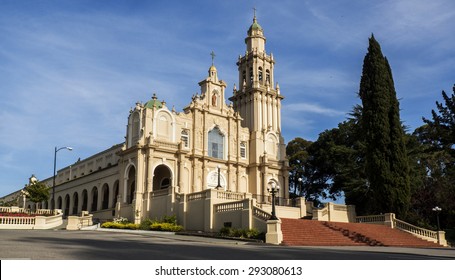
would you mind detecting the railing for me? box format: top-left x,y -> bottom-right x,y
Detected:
394,218 -> 438,241
0,216 -> 35,225
0,212 -> 63,229
151,188 -> 170,198
253,206 -> 271,221
217,191 -> 245,201
187,191 -> 206,202
214,201 -> 244,213
356,215 -> 385,224
252,195 -> 299,207
0,207 -> 61,216
356,213 -> 446,246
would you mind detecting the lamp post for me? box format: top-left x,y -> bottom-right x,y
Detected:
216,165 -> 222,189
432,206 -> 442,244
52,146 -> 73,210
267,181 -> 280,220
432,206 -> 442,231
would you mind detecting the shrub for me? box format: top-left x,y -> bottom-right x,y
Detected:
150,222 -> 183,232
139,218 -> 154,230
101,221 -> 138,230
218,227 -> 264,240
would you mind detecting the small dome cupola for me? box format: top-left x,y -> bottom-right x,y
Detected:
144,93 -> 163,109
248,13 -> 263,36
245,10 -> 266,53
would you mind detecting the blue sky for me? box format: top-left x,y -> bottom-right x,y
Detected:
1,0 -> 454,197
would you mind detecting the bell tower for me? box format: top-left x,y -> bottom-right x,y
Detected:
229,12 -> 288,199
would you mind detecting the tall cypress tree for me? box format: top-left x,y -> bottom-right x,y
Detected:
359,35 -> 410,217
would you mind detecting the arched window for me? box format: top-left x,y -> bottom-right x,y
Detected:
181,130 -> 189,148
212,92 -> 217,106
258,67 -> 263,82
266,69 -> 270,84
249,67 -> 253,84
91,187 -> 98,212
240,142 -> 247,159
208,127 -> 224,159
242,70 -> 246,83
131,112 -> 140,145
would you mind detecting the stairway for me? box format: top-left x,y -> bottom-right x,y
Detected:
281,218 -> 365,246
324,221 -> 443,247
281,218 -> 443,247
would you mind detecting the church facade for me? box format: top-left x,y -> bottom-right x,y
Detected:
26,15 -> 291,229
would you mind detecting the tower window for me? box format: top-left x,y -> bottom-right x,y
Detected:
258,67 -> 263,82
181,130 -> 189,148
266,69 -> 270,84
249,67 -> 253,84
242,71 -> 246,83
208,127 -> 224,159
240,142 -> 247,159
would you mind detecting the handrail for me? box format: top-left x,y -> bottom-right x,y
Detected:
394,218 -> 438,240
356,215 -> 385,224
253,206 -> 271,221
214,201 -> 244,213
356,213 -> 444,245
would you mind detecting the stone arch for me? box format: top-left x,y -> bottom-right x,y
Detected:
131,111 -> 141,146
101,183 -> 110,210
72,192 -> 79,215
207,125 -> 226,159
265,132 -> 279,158
64,194 -> 70,216
207,169 -> 227,190
154,109 -> 175,142
112,180 -> 119,208
153,164 -> 173,191
266,177 -> 281,203
91,186 -> 98,212
126,165 -> 136,204
239,175 -> 248,193
211,90 -> 219,107
81,189 -> 88,211
57,196 -> 63,210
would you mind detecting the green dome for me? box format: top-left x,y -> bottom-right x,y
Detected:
144,94 -> 163,109
248,17 -> 263,33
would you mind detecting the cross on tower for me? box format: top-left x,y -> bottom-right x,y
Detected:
210,51 -> 216,65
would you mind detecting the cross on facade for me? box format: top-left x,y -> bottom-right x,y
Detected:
210,51 -> 216,65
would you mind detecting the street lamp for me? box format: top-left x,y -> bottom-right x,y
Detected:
52,146 -> 73,210
216,165 -> 222,190
432,206 -> 442,244
297,177 -> 303,194
267,181 -> 280,220
432,206 -> 442,231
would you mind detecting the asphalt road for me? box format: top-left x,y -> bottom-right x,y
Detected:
0,229 -> 454,260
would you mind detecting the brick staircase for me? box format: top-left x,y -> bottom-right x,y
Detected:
281,219 -> 365,246
281,218 -> 442,247
324,221 -> 443,247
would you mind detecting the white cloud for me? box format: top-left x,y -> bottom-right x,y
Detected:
283,102 -> 345,117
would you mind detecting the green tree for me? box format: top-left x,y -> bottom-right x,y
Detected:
413,86 -> 455,229
307,107 -> 370,213
422,85 -> 455,158
286,137 -> 312,197
25,180 -> 50,206
358,35 -> 410,217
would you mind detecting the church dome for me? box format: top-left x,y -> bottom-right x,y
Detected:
248,16 -> 263,34
144,93 -> 163,109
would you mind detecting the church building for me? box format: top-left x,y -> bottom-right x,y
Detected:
26,14 -> 292,231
